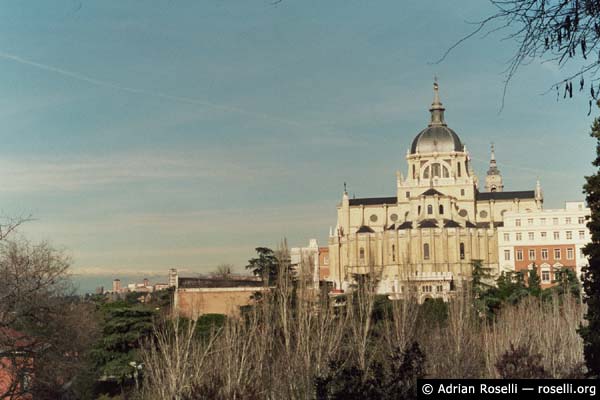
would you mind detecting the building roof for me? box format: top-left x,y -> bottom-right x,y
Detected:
465,221 -> 477,228
386,224 -> 396,230
411,125 -> 464,154
348,196 -> 397,206
476,190 -> 535,201
410,81 -> 464,154
178,277 -> 264,289
421,188 -> 445,197
419,219 -> 439,228
356,225 -> 375,234
397,221 -> 413,230
443,219 -> 461,228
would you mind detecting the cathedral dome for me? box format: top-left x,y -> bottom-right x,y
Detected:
410,125 -> 463,154
410,81 -> 464,154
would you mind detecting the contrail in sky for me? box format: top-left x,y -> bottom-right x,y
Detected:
0,50 -> 307,128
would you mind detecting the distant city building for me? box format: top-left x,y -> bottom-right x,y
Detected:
498,201 -> 590,287
154,283 -> 170,291
112,279 -> 121,293
290,239 -> 331,288
95,286 -> 104,295
169,268 -> 178,287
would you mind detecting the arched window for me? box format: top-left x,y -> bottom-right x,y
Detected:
442,166 -> 450,178
427,205 -> 433,215
391,244 -> 396,262
412,165 -> 416,179
431,163 -> 441,177
459,242 -> 465,260
457,162 -> 462,177
423,166 -> 430,179
423,243 -> 430,260
439,205 -> 444,214
418,206 -> 421,215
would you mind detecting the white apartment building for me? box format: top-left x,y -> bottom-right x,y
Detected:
498,201 -> 590,285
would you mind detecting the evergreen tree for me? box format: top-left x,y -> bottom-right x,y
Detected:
527,264 -> 542,297
91,302 -> 155,389
246,247 -> 279,285
581,116 -> 600,377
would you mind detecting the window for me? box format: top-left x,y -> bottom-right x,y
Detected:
566,231 -> 572,240
553,217 -> 559,225
427,205 -> 433,215
370,214 -> 378,222
565,217 -> 571,224
541,231 -> 547,239
480,210 -> 488,218
541,249 -> 548,260
541,218 -> 546,225
503,233 -> 510,241
515,219 -> 521,227
439,205 -> 444,214
554,248 -> 561,259
579,216 -> 585,224
516,233 -> 522,241
461,189 -> 465,196
422,285 -> 432,293
528,232 -> 534,240
579,230 -> 586,239
436,285 -> 443,292
567,248 -> 574,260
391,244 -> 396,262
542,270 -> 551,283
504,250 -> 511,261
412,165 -> 416,179
458,163 -> 462,177
529,249 -> 536,260
516,249 -> 523,261
553,231 -> 560,240
460,242 -> 465,260
323,256 -> 329,265
431,163 -> 441,178
528,218 -> 534,225
423,243 -> 430,260
390,213 -> 398,222
406,191 -> 410,198
359,248 -> 365,260
418,206 -> 422,215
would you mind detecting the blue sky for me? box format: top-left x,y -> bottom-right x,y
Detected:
0,0 -> 595,278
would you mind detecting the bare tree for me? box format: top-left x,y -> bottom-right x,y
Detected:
439,0 -> 600,112
214,263 -> 234,280
0,239 -> 98,399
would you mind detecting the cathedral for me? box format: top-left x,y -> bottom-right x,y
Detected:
327,81 -> 543,301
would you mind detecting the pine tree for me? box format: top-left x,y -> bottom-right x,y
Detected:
527,264 -> 542,297
581,117 -> 600,377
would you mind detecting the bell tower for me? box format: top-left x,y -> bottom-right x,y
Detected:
484,143 -> 504,192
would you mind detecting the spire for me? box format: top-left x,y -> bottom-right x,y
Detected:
429,77 -> 446,126
487,142 -> 500,175
535,178 -> 543,200
485,143 -> 504,192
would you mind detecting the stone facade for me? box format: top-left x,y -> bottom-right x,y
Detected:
327,82 -> 543,301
